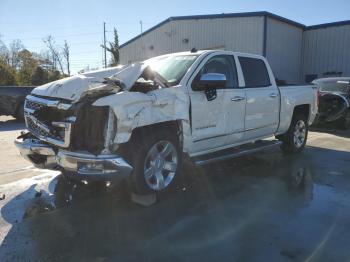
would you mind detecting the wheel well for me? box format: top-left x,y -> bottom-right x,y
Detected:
293,104 -> 310,121
130,121 -> 182,144
117,121 -> 183,160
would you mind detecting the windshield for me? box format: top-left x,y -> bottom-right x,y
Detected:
147,55 -> 198,86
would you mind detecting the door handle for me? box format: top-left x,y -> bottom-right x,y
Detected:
269,93 -> 278,98
231,96 -> 245,102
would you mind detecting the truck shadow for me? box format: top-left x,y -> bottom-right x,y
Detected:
1,146 -> 350,261
310,126 -> 350,139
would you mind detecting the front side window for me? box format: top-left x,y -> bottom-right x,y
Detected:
192,55 -> 238,90
239,57 -> 271,88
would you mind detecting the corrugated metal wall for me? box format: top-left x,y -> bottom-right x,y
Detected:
119,16 -> 265,64
302,25 -> 350,81
265,18 -> 303,84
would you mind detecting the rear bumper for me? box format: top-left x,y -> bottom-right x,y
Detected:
14,136 -> 133,182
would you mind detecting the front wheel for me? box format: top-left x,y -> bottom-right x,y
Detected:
279,114 -> 309,154
127,129 -> 182,194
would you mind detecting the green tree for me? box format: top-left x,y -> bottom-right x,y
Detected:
31,66 -> 48,85
48,69 -> 61,82
101,28 -> 120,66
17,49 -> 38,85
0,62 -> 18,85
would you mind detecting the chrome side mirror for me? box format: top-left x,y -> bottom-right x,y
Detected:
194,73 -> 227,101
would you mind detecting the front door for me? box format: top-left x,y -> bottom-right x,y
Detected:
188,54 -> 246,155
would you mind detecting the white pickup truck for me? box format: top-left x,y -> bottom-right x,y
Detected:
15,50 -> 318,194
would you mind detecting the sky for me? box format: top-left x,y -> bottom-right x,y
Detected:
1,0 -> 349,73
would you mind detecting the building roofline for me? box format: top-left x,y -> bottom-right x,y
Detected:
305,20 -> 350,30
119,11 -> 349,48
120,11 -> 306,48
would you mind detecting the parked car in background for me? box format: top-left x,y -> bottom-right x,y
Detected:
312,77 -> 350,129
15,50 -> 318,194
0,86 -> 35,120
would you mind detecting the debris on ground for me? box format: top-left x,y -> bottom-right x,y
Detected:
23,199 -> 55,219
0,194 -> 5,200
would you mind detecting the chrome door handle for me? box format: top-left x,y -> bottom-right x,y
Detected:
231,96 -> 245,102
269,93 -> 278,98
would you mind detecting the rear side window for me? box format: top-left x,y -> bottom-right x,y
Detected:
239,57 -> 271,88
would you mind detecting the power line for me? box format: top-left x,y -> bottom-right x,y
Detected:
5,32 -> 102,41
1,24 -> 102,34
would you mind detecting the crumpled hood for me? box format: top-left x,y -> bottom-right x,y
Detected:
31,63 -> 147,102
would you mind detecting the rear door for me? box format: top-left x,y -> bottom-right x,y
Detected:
238,56 -> 279,140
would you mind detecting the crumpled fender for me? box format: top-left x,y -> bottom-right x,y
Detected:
92,87 -> 190,144
319,92 -> 349,122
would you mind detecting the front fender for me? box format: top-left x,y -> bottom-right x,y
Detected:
93,88 -> 190,144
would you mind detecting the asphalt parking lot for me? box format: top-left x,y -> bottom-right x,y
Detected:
0,116 -> 350,261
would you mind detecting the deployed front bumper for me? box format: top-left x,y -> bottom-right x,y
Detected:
14,137 -> 133,182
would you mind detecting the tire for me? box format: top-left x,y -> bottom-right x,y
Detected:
125,128 -> 182,195
279,114 -> 309,154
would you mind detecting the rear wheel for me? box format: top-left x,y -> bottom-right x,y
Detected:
279,114 -> 309,154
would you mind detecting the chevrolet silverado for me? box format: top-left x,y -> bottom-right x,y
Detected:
15,50 -> 318,194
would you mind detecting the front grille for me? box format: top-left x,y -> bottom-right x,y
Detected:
25,100 -> 45,111
24,95 -> 73,148
26,116 -> 50,138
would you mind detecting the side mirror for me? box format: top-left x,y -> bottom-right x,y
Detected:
193,73 -> 227,101
196,73 -> 227,90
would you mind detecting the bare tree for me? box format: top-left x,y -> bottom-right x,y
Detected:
62,40 -> 70,76
9,39 -> 24,69
0,37 -> 10,64
43,35 -> 65,74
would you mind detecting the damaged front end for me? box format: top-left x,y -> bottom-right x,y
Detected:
15,56 -> 194,182
15,93 -> 133,181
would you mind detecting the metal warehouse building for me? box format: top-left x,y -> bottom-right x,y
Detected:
119,11 -> 350,84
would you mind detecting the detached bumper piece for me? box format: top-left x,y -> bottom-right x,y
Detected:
14,136 -> 133,182
14,138 -> 57,169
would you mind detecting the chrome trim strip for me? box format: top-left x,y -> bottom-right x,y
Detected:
26,95 -> 72,110
25,114 -> 72,148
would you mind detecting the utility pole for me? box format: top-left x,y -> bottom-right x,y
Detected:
103,22 -> 107,68
101,38 -> 104,68
140,20 -> 143,56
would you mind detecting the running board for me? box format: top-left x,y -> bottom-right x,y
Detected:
192,140 -> 282,166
